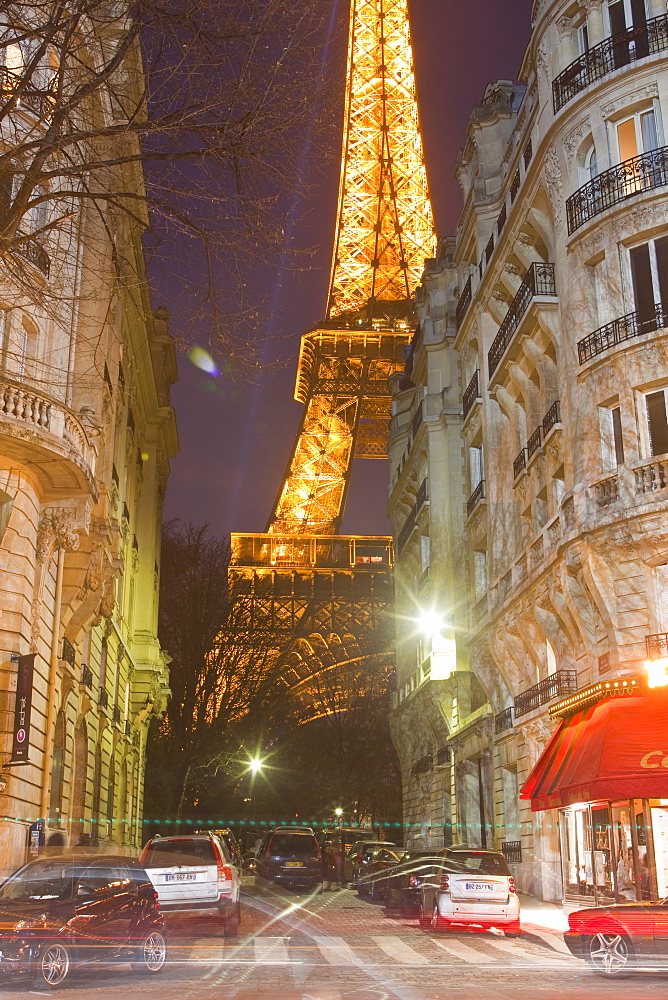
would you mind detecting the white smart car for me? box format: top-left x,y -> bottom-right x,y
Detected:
419,848 -> 520,935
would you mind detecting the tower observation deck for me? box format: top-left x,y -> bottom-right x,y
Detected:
230,0 -> 435,720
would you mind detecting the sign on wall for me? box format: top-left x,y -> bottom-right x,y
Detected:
10,654 -> 35,764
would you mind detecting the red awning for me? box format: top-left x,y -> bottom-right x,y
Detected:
520,687 -> 668,811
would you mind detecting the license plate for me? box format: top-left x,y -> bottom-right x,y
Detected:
285,861 -> 304,868
465,882 -> 495,891
165,872 -> 197,882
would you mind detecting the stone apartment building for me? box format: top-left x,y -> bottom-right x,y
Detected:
0,23 -> 177,870
390,0 -> 668,905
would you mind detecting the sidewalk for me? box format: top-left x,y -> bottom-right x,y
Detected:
518,892 -> 569,933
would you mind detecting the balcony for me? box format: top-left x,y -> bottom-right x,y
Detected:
463,369 -> 481,420
397,479 -> 428,555
542,399 -> 561,438
514,669 -> 578,719
112,706 -> 122,726
488,263 -> 557,378
467,479 -> 485,517
411,401 -> 423,440
61,637 -> 76,668
527,425 -> 543,461
12,236 -> 51,278
553,15 -> 668,113
98,688 -> 109,710
578,303 -> 667,364
634,454 -> 668,494
647,633 -> 668,659
594,474 -> 619,508
495,706 -> 514,734
411,754 -> 433,777
231,532 -> 394,570
81,663 -> 93,689
513,448 -> 527,480
0,378 -> 96,499
0,66 -> 55,119
456,275 -> 473,331
567,146 -> 668,235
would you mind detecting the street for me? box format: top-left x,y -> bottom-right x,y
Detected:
2,880 -> 666,1000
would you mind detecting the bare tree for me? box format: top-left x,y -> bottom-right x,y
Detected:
146,521 -> 291,823
0,1 -> 331,380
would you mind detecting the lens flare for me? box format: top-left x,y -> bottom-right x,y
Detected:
189,346 -> 219,376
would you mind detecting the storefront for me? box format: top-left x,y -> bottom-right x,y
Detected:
521,679 -> 668,907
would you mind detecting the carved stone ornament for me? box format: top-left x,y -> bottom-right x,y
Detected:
564,118 -> 592,167
518,477 -> 528,501
36,507 -> 80,563
601,84 -> 659,120
504,261 -> 522,276
517,232 -> 536,247
556,16 -> 573,39
547,438 -> 561,463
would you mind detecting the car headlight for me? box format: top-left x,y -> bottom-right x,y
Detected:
14,915 -> 49,931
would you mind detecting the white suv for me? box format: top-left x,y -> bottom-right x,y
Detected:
140,834 -> 241,934
419,849 -> 520,935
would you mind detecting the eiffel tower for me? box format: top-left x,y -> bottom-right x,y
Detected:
230,0 -> 435,720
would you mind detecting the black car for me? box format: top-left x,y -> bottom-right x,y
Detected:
255,830 -> 324,890
380,853 -> 450,913
0,854 -> 166,988
565,898 -> 668,975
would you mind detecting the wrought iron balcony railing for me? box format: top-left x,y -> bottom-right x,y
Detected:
412,401 -> 423,439
398,479 -> 428,553
13,236 -> 51,277
553,15 -> 668,113
0,66 -> 55,119
81,664 -> 93,689
436,747 -> 451,766
527,425 -> 543,460
467,479 -> 485,517
646,633 -> 668,659
502,841 -> 522,864
61,637 -> 75,667
513,448 -> 527,480
578,303 -> 668,363
112,706 -> 122,726
514,669 -> 578,718
98,688 -> 109,709
488,263 -> 556,377
456,274 -> 473,330
416,477 -> 428,514
412,754 -> 433,776
495,707 -> 514,734
567,145 -> 668,235
542,399 -> 561,437
463,369 -> 481,419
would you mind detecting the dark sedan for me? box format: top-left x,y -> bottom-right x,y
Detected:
381,853 -> 450,914
0,855 -> 166,988
564,898 -> 668,975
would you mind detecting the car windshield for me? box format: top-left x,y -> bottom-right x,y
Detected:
0,863 -> 84,901
449,852 -> 512,875
269,834 -> 317,856
143,839 -> 217,867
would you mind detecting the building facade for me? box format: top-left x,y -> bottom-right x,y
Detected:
390,0 -> 668,904
0,27 -> 177,871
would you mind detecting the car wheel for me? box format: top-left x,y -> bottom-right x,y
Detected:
223,900 -> 240,937
431,903 -> 445,932
504,920 -> 521,937
34,943 -> 71,988
586,932 -> 633,976
131,930 -> 167,974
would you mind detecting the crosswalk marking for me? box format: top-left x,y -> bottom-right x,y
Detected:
484,936 -> 567,965
314,935 -> 362,967
371,935 -> 430,966
525,928 -> 573,955
431,937 -> 498,964
253,936 -> 291,964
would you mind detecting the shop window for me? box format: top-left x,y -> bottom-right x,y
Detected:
645,387 -> 668,456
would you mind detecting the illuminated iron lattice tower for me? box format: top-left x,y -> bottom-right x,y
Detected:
230,0 -> 435,718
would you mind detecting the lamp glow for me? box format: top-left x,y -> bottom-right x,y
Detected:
249,757 -> 264,774
335,807 -> 343,817
645,657 -> 668,689
417,609 -> 444,636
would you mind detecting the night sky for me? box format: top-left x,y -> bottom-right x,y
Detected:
163,0 -> 533,537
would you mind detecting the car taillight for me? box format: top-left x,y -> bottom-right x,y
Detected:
440,874 -> 450,891
217,859 -> 232,882
356,854 -> 363,864
408,874 -> 419,888
509,876 -> 515,894
153,891 -> 160,909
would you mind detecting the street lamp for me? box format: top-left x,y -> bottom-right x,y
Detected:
247,756 -> 265,822
249,757 -> 264,774
415,607 -> 456,681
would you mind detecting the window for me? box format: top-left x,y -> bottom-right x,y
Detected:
474,550 -> 487,599
2,43 -> 24,81
617,108 -> 659,165
607,1 -> 649,62
469,444 -> 484,489
577,21 -> 590,55
630,236 -> 668,328
645,388 -> 668,456
420,534 -> 430,573
600,405 -> 625,469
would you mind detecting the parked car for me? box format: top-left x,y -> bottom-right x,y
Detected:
200,828 -> 242,867
419,849 -> 520,935
322,827 -> 374,855
381,853 -> 450,913
346,841 -> 399,885
355,847 -> 403,897
140,833 -> 241,935
564,899 -> 668,975
255,829 -> 323,890
0,854 -> 165,988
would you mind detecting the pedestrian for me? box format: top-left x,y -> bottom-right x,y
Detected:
325,842 -> 343,891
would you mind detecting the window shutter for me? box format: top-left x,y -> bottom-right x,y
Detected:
630,243 -> 655,323
646,391 -> 668,457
